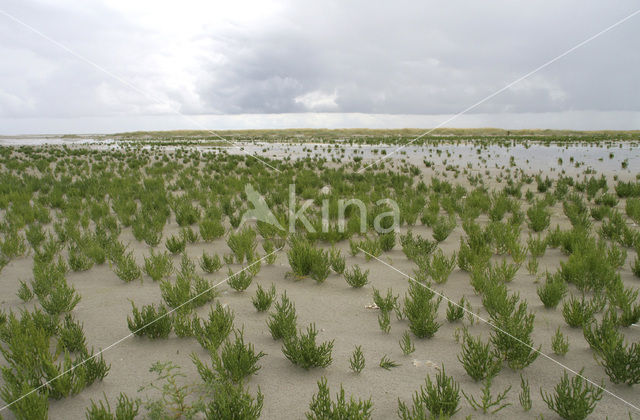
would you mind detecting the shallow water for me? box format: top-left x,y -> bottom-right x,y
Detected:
0,137 -> 104,146
1,137 -> 638,176
234,141 -> 640,176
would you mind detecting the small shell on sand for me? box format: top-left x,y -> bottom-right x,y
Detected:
365,303 -> 379,309
412,359 -> 438,369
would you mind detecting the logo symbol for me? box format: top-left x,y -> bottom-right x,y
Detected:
240,184 -> 284,230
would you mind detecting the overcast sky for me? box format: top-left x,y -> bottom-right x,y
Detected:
1,0 -> 639,134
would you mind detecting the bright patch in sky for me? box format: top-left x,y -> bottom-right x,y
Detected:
0,0 -> 639,133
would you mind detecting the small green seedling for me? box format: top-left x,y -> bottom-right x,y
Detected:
551,327 -> 569,356
252,284 -> 276,312
399,331 -> 415,355
379,354 -> 399,370
350,345 -> 365,373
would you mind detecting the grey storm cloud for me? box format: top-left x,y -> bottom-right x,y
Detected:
0,0 -> 639,132
197,1 -> 640,115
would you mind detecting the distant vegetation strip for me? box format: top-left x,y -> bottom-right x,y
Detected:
103,128 -> 640,147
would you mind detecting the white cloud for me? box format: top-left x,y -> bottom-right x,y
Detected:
294,90 -> 338,111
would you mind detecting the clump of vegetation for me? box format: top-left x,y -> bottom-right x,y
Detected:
192,347 -> 266,419
631,255 -> 640,278
310,250 -> 331,283
165,234 -> 186,254
223,254 -> 234,265
509,240 -> 528,264
252,283 -> 276,312
173,311 -> 196,338
599,339 -> 640,386
397,365 -> 460,419
528,234 -> 547,258
85,393 -> 140,420
446,297 -> 466,322
1,229 -> 27,259
399,331 -> 415,355
114,251 -> 141,283
357,236 -> 382,261
306,377 -> 373,419
17,280 -> 33,302
180,228 -> 198,244
404,281 -> 442,338
537,272 -> 567,308
585,316 -> 640,385
193,328 -> 266,383
25,223 -> 46,250
551,327 -> 569,356
462,377 -> 511,415
199,251 -> 222,273
562,295 -> 596,328
160,255 -> 216,310
458,331 -> 502,381
192,302 -> 234,350
377,310 -> 391,333
519,375 -> 532,412
526,256 -> 539,275
59,314 -> 87,353
227,267 -> 254,292
287,236 -> 330,280
349,238 -> 360,257
591,205 -> 610,221
40,279 -> 82,316
0,376 -> 50,419
541,369 -> 603,420
227,227 -> 257,264
486,258 -> 519,283
246,256 -> 262,277
595,192 -> 619,208
199,218 -> 225,242
262,240 -> 278,264
432,215 -> 456,242
68,245 -> 94,272
203,379 -> 264,419
282,323 -> 334,369
267,292 -> 297,340
488,220 -> 521,255
582,311 -> 620,355
489,294 -> 539,369
428,249 -> 457,284
457,236 -> 492,272
372,287 -> 398,312
400,231 -> 437,261
33,236 -> 60,265
143,250 -> 174,281
127,302 -> 173,339
349,345 -> 365,373
329,247 -> 346,274
378,231 -> 396,252
138,361 -> 203,419
527,202 -> 551,232
344,265 -> 370,288
174,201 -> 201,227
